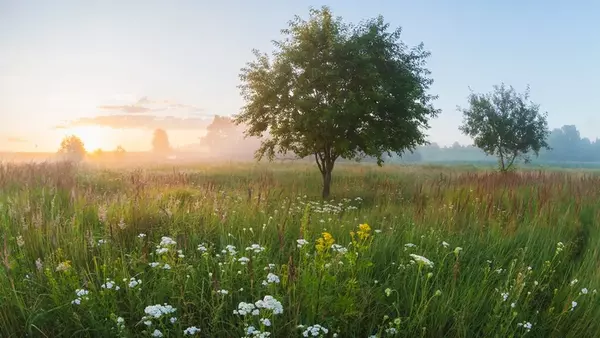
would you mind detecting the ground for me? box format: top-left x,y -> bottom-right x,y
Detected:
0,162 -> 599,337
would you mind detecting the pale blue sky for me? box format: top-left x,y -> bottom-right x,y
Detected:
1,0 -> 599,151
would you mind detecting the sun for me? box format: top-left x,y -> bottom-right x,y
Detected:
64,126 -> 112,152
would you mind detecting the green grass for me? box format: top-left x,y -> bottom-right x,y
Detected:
1,161 -> 600,337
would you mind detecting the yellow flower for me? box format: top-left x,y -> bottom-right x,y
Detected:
357,223 -> 371,240
316,232 -> 335,254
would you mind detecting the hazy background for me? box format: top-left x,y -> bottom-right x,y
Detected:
1,0 -> 599,154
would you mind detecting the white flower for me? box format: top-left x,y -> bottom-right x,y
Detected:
152,329 -> 163,337
238,257 -> 250,265
217,289 -> 229,295
155,247 -> 169,255
127,278 -> 142,288
404,243 -> 417,248
302,324 -> 328,337
264,273 -> 280,284
35,258 -> 43,271
501,292 -> 509,302
511,302 -> 516,308
159,236 -> 177,246
331,244 -> 348,254
144,304 -> 177,319
117,317 -> 124,324
149,262 -> 160,268
375,229 -> 382,233
98,239 -> 108,245
138,233 -> 147,238
581,288 -> 589,295
144,320 -> 152,326
570,279 -> 578,286
409,254 -> 434,268
441,241 -> 450,248
260,318 -> 271,326
197,243 -> 208,252
255,295 -> 283,315
234,302 -> 257,316
246,244 -> 266,253
163,264 -> 171,270
71,298 -> 81,305
183,326 -> 201,335
170,317 -> 177,323
571,301 -> 578,310
225,245 -> 237,255
385,288 -> 392,297
75,289 -> 89,297
385,327 -> 398,335
296,239 -> 309,248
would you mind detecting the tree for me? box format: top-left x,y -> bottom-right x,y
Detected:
57,135 -> 86,162
201,115 -> 239,149
458,84 -> 550,172
235,6 -> 439,198
114,145 -> 126,159
152,129 -> 171,155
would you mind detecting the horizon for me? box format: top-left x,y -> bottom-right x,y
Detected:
2,1 -> 599,153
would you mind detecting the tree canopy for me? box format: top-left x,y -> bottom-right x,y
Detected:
459,83 -> 550,171
57,135 -> 86,163
235,6 -> 439,198
152,129 -> 171,155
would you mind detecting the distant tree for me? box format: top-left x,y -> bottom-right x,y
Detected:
152,129 -> 171,155
114,145 -> 126,159
235,6 -> 439,198
201,115 -> 239,148
57,135 -> 86,162
459,84 -> 550,172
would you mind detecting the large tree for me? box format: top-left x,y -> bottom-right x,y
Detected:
57,135 -> 86,162
235,6 -> 439,198
458,84 -> 550,172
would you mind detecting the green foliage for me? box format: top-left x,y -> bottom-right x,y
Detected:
459,84 -> 550,172
235,6 -> 439,198
57,135 -> 86,162
1,163 -> 600,337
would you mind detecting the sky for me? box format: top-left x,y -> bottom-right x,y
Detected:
1,0 -> 599,152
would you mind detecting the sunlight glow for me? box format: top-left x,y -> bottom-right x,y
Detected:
63,126 -> 116,152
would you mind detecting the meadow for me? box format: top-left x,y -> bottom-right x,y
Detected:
1,161 -> 600,337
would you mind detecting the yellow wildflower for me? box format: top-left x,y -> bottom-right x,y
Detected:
316,232 -> 335,254
357,223 -> 371,240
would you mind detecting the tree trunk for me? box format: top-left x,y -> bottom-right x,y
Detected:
322,169 -> 332,199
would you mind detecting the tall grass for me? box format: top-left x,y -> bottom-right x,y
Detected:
1,162 -> 599,337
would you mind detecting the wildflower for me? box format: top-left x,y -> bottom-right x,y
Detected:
260,318 -> 271,326
331,244 -> 348,254
511,302 -> 516,308
163,264 -> 171,270
315,232 -> 335,254
441,241 -> 450,248
571,301 -> 577,310
501,292 -> 509,302
570,279 -> 578,286
71,298 -> 81,305
263,273 -> 280,285
385,288 -> 393,297
434,290 -> 442,297
159,236 -> 177,246
357,223 -> 371,240
152,329 -> 163,337
386,327 -> 398,335
217,289 -> 229,295
144,320 -> 152,326
170,317 -> 177,323
394,318 -> 401,325
35,258 -> 43,271
16,236 -> 25,247
138,233 -> 147,238
234,302 -> 257,316
409,254 -> 434,268
184,326 -> 201,335
296,239 -> 309,248
225,245 -> 237,255
55,260 -> 72,272
126,277 -> 142,288
197,243 -> 208,252
302,324 -> 329,337
255,295 -> 283,315
581,288 -> 589,295
453,247 -> 463,256
177,249 -> 185,258
556,242 -> 565,254
149,262 -> 160,268
117,317 -> 124,324
246,244 -> 266,254
375,229 -> 382,233
101,278 -> 120,290
76,289 -> 89,297
524,322 -> 532,330
144,304 -> 177,318
238,257 -> 250,265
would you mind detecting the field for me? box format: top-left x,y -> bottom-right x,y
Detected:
1,162 -> 600,337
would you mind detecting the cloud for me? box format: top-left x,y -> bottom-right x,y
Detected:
6,136 -> 28,143
97,97 -> 203,114
60,114 -> 212,130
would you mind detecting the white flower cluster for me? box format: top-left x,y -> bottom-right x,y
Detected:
183,326 -> 201,335
409,254 -> 434,268
142,303 -> 177,331
116,316 -> 125,331
517,321 -> 533,332
124,277 -> 142,289
156,236 -> 177,255
223,245 -> 238,256
331,244 -> 348,254
234,302 -> 260,316
246,244 -> 266,254
101,278 -> 120,290
296,239 -> 309,248
238,257 -> 250,265
302,324 -> 329,337
255,295 -> 283,315
262,273 -> 280,286
244,325 -> 271,338
71,288 -> 90,305
197,243 -> 208,253
385,327 -> 398,335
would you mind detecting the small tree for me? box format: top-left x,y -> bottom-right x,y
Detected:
235,6 -> 439,198
201,115 -> 239,148
58,135 -> 86,162
458,84 -> 550,172
152,129 -> 171,155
